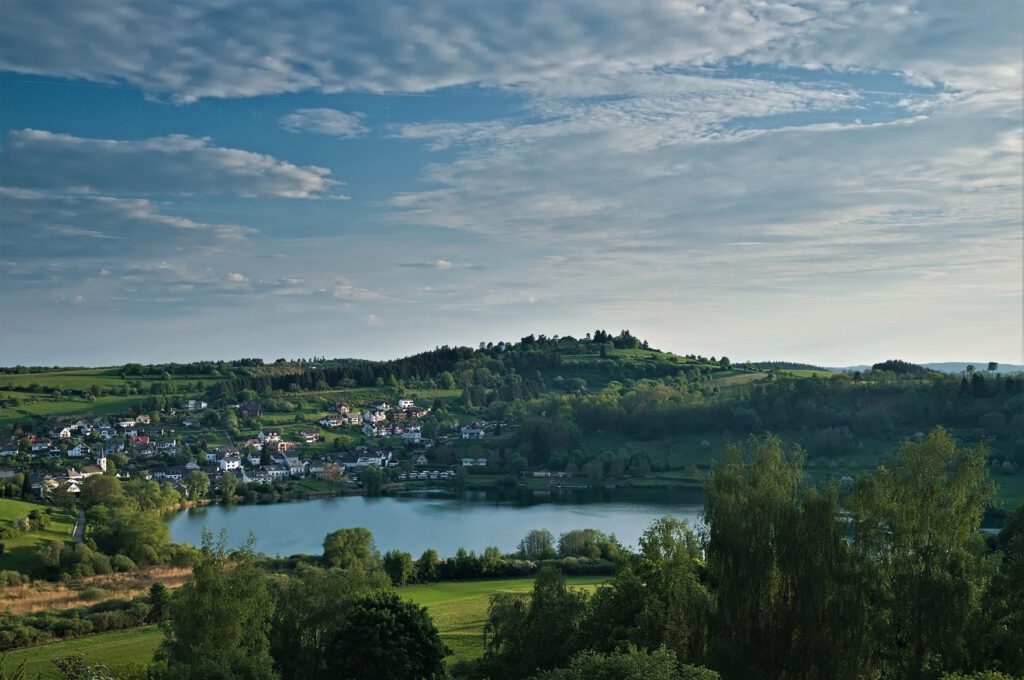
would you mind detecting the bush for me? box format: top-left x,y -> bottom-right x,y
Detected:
111,554 -> 138,573
79,587 -> 107,601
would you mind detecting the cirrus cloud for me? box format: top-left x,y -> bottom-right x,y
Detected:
2,129 -> 346,199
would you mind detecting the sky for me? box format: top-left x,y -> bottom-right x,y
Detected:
0,0 -> 1021,367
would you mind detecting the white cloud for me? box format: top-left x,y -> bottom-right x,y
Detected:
331,278 -> 387,302
2,129 -> 345,198
1,1 -> 1017,102
280,108 -> 367,138
227,272 -> 247,282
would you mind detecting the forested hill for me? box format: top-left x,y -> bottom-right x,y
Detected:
2,330 -> 1022,498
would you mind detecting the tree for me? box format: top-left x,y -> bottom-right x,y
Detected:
849,427 -> 996,679
417,549 -> 440,582
383,550 -> 416,586
147,582 -> 171,622
322,527 -> 381,570
533,646 -> 718,680
705,435 -> 872,679
481,567 -> 588,679
184,470 -> 209,500
323,591 -> 448,679
988,362 -> 999,373
220,471 -> 238,501
517,529 -> 555,560
80,475 -> 121,508
321,463 -> 342,492
270,565 -> 390,680
584,517 -> 712,665
361,465 -> 384,496
154,534 -> 276,679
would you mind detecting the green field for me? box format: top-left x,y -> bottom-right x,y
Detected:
0,625 -> 161,677
0,499 -> 77,572
0,575 -> 606,676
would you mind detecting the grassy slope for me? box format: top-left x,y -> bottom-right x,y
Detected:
0,500 -> 77,572
1,575 -> 607,676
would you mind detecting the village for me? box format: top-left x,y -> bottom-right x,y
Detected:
0,396 -> 516,502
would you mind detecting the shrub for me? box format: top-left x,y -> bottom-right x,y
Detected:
79,587 -> 107,601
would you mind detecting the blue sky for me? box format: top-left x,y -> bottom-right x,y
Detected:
0,0 -> 1021,366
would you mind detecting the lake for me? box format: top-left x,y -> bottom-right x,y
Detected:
166,489 -> 705,557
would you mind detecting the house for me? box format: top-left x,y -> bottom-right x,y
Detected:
461,457 -> 488,467
308,459 -> 327,477
135,414 -> 151,425
345,414 -> 364,426
363,410 -> 387,424
219,455 -> 242,472
155,467 -> 187,481
80,464 -> 104,478
339,452 -> 391,470
460,427 -> 486,439
373,402 -> 390,412
246,452 -> 262,466
299,430 -> 320,443
185,459 -> 201,471
31,437 -> 53,453
117,418 -> 137,429
30,473 -> 58,498
263,464 -> 290,480
239,400 -> 263,418
283,456 -> 307,476
245,438 -> 264,451
267,440 -> 296,453
397,398 -> 415,409
67,443 -> 89,458
401,427 -> 422,443
53,427 -> 74,440
318,415 -> 345,428
184,399 -> 207,411
0,441 -> 19,457
57,479 -> 82,495
258,430 -> 281,443
130,435 -> 151,446
414,454 -> 429,465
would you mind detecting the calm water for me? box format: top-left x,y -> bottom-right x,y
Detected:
166,489 -> 705,557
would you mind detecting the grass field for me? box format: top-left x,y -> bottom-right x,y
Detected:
0,575 -> 606,676
0,625 -> 161,677
0,500 -> 77,572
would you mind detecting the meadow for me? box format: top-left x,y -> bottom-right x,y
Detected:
0,575 -> 607,677
0,500 -> 77,573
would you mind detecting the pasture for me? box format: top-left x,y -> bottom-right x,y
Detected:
0,500 -> 77,573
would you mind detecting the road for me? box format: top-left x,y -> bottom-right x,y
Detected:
72,506 -> 86,542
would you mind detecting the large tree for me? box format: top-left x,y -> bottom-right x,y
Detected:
154,534 -> 275,679
323,591 -> 448,680
850,427 -> 996,679
322,527 -> 381,570
270,564 -> 390,680
705,435 -> 872,680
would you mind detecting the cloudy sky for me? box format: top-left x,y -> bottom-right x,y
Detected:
0,0 -> 1020,366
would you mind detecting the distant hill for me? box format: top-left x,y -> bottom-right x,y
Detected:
749,361 -> 834,372
832,362 -> 1024,374
920,362 -> 1024,375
